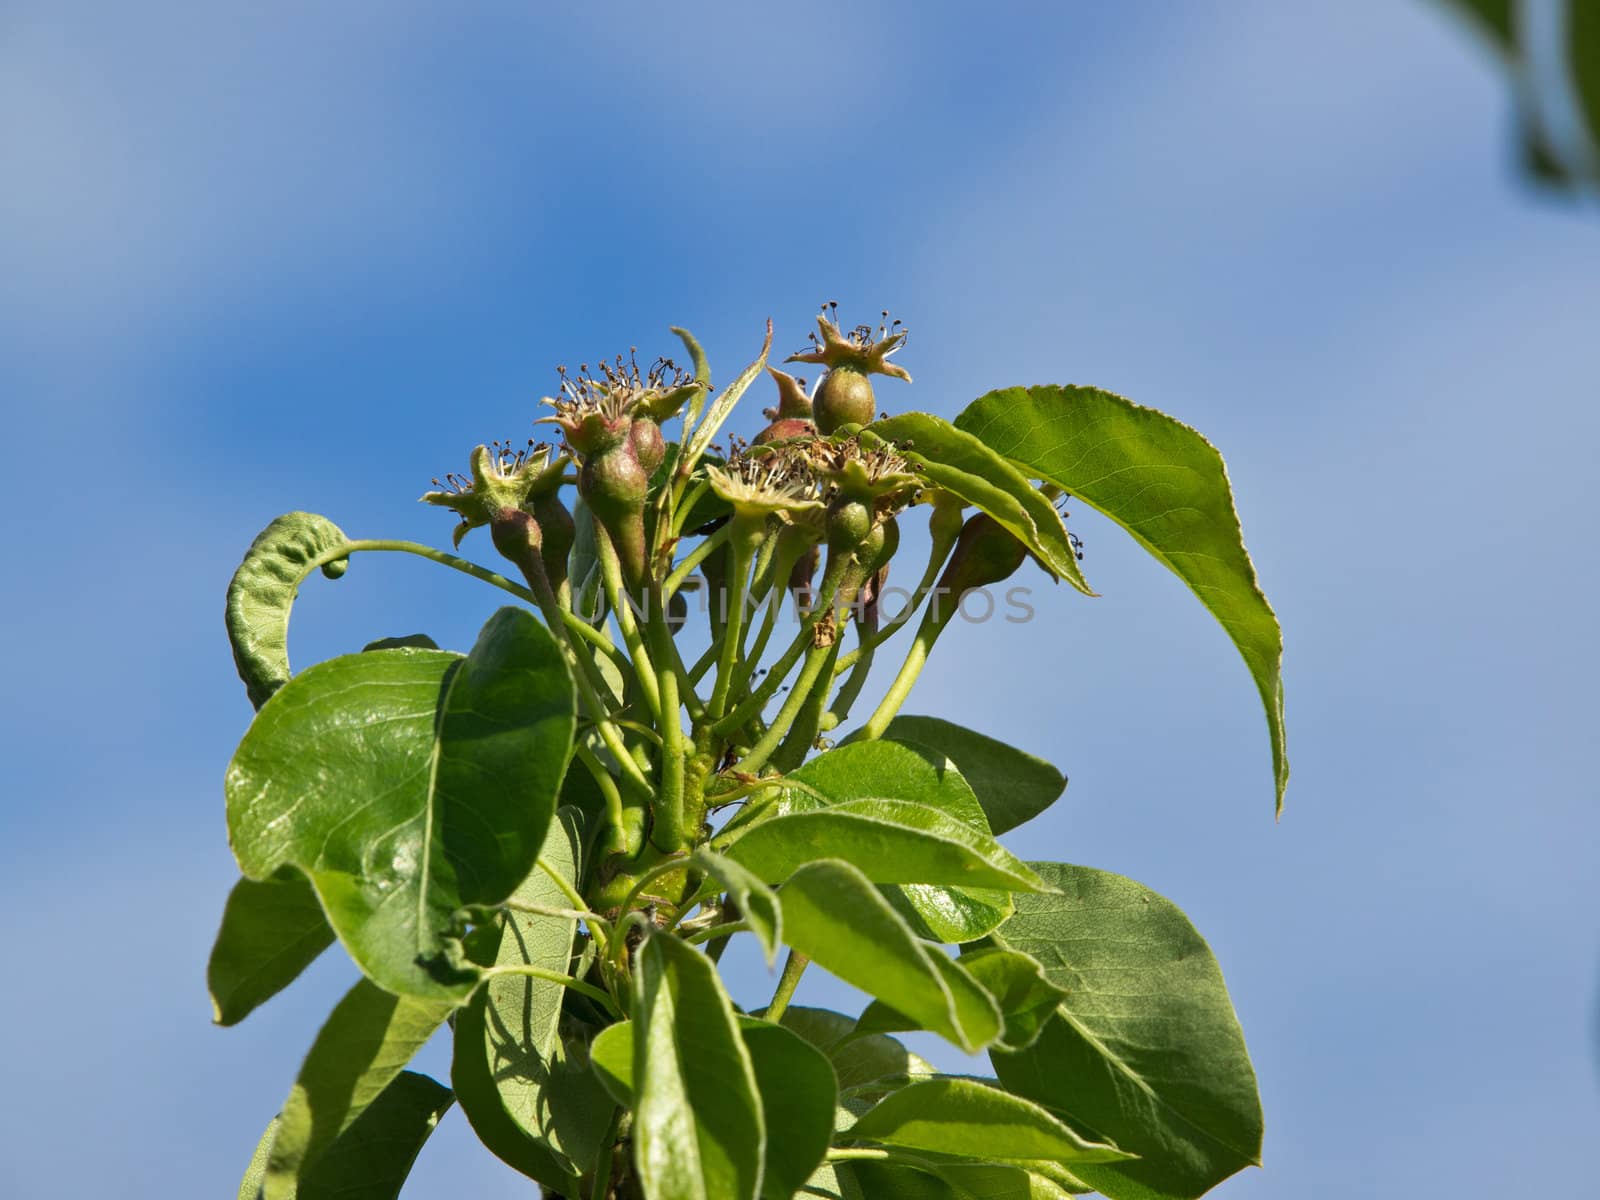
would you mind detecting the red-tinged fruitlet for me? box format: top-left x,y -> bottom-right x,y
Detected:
581,441 -> 649,587
630,417 -> 666,474
787,303 -> 910,434
530,489 -> 575,592
754,367 -> 816,445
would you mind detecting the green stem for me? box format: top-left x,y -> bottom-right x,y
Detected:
618,853 -> 693,918
733,534 -> 803,696
669,478 -> 711,539
772,637 -> 842,771
597,527 -> 662,721
538,855 -> 592,912
711,554 -> 846,740
682,920 -> 750,947
664,520 -> 731,595
737,641 -> 834,776
572,742 -> 631,855
709,527 -> 758,720
825,1148 -> 894,1163
859,604 -> 956,741
764,950 -> 809,1024
834,523 -> 957,673
480,964 -> 620,1017
824,631 -> 875,728
647,582 -> 688,851
491,545 -> 653,800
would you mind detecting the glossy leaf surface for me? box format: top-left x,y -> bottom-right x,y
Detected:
208,870 -> 334,1026
590,1016 -> 836,1200
848,1076 -> 1129,1166
852,717 -> 1066,835
990,863 -> 1262,1200
778,860 -> 1001,1052
226,608 -> 575,1000
725,797 -> 1047,895
774,739 -> 1015,941
870,412 -> 1089,592
226,512 -> 352,708
955,385 -> 1287,812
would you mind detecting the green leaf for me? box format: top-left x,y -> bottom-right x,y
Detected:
361,634 -> 440,652
1570,0 -> 1600,159
208,870 -> 334,1026
778,860 -> 1002,1052
925,1159 -> 1081,1200
779,738 -> 1015,943
859,948 -> 1068,1053
848,1077 -> 1129,1166
632,933 -> 764,1200
772,1006 -> 935,1093
226,607 -> 576,1000
450,991 -> 582,1193
849,1163 -> 958,1198
478,811 -> 612,1172
587,1019 -> 634,1107
741,1018 -> 839,1200
296,1072 -> 452,1200
990,862 -> 1263,1200
851,1156 -> 1081,1200
851,717 -> 1066,835
954,386 -> 1287,813
690,847 -> 783,964
777,739 -> 982,822
592,1015 -> 837,1200
869,412 -> 1089,593
724,797 -> 1048,895
263,980 -> 453,1199
226,512 -> 352,709
239,1118 -> 276,1200
956,948 -> 1071,1051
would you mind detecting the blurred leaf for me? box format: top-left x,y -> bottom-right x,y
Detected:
226,608 -> 575,1000
208,870 -> 334,1026
990,863 -> 1262,1200
226,512 -> 351,708
778,860 -> 1001,1052
1569,0 -> 1600,154
956,386 -> 1287,814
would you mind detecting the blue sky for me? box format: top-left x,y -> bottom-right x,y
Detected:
2,2 -> 1597,1196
